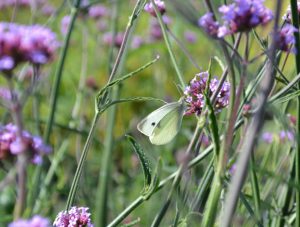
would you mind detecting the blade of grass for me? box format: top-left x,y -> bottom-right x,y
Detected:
150,0 -> 186,89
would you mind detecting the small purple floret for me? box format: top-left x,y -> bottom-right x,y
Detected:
184,72 -> 230,116
199,0 -> 273,38
0,123 -> 51,164
53,206 -> 94,227
9,215 -> 50,227
144,0 -> 166,17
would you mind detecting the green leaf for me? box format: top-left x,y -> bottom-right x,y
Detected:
204,94 -> 220,157
142,157 -> 163,200
126,135 -> 152,187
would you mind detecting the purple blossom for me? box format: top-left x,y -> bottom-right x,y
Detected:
279,130 -> 295,143
9,215 -> 50,227
184,71 -> 230,116
261,132 -> 273,144
144,0 -> 166,17
0,23 -> 59,71
131,36 -> 144,49
198,13 -> 220,38
184,31 -> 197,43
199,0 -> 273,38
149,16 -> 171,42
102,32 -> 124,48
219,0 -> 273,35
61,15 -> 71,36
0,123 -> 51,164
88,4 -> 108,19
276,24 -> 298,53
53,206 -> 94,227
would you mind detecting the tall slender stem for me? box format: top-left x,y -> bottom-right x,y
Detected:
290,1 -> 300,226
66,113 -> 100,209
44,0 -> 82,143
150,0 -> 186,89
222,1 -> 282,226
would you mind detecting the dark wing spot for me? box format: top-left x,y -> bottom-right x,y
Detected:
151,122 -> 156,126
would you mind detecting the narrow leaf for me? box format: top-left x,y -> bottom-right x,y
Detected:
126,135 -> 152,187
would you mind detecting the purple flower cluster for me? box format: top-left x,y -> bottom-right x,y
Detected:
261,132 -> 273,144
53,206 -> 93,227
261,130 -> 295,144
0,123 -> 51,164
184,72 -> 230,116
144,0 -> 166,17
88,4 -> 108,19
149,16 -> 171,42
9,215 -> 50,227
0,23 -> 59,72
102,32 -> 124,48
199,0 -> 273,38
276,24 -> 298,52
0,0 -> 31,9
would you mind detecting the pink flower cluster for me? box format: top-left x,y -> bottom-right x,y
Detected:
0,0 -> 31,9
144,0 -> 166,17
199,0 -> 273,38
53,207 -> 93,227
0,22 -> 59,72
9,215 -> 50,227
0,123 -> 51,164
88,4 -> 108,19
276,24 -> 298,52
184,72 -> 230,116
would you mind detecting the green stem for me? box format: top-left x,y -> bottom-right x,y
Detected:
150,0 -> 185,89
95,88 -> 119,227
150,123 -> 201,226
44,0 -> 82,143
107,144 -> 213,227
66,113 -> 100,209
290,1 -> 300,226
250,154 -> 261,224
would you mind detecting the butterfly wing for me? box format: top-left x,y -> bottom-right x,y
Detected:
137,102 -> 181,137
149,101 -> 185,145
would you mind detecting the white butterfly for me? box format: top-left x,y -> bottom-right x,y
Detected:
137,98 -> 185,145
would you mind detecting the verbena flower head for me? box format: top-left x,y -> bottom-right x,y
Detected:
199,0 -> 273,38
276,24 -> 298,52
144,0 -> 166,17
0,22 -> 59,71
9,215 -> 50,227
102,32 -> 124,48
184,31 -> 197,43
198,13 -> 220,38
88,4 -> 108,19
261,132 -> 273,144
279,130 -> 294,143
53,206 -> 93,227
0,123 -> 51,164
282,2 -> 300,23
219,0 -> 273,35
149,16 -> 171,42
184,71 -> 230,116
61,15 -> 71,36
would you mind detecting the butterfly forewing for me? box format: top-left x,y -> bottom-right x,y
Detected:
149,102 -> 185,145
137,102 -> 181,137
